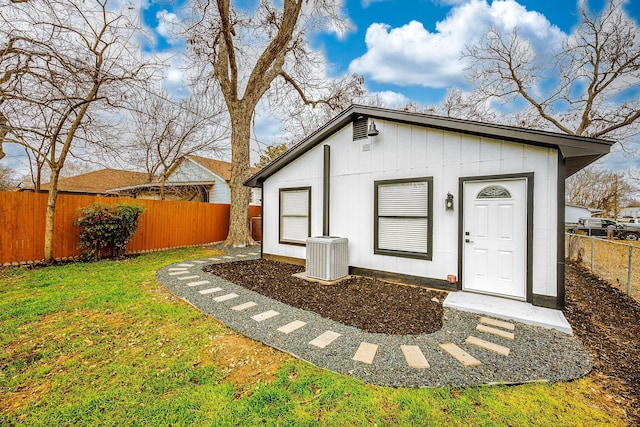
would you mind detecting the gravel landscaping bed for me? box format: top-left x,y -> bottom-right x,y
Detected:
157,247 -> 593,388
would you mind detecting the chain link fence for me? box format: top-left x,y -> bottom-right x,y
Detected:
566,233 -> 640,302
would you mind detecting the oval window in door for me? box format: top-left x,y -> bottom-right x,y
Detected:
477,185 -> 512,199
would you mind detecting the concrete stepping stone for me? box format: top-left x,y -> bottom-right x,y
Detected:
277,320 -> 306,334
213,293 -> 239,302
309,331 -> 341,349
248,252 -> 259,255
476,324 -> 515,340
251,310 -> 280,322
465,336 -> 511,356
236,254 -> 247,257
479,316 -> 515,331
192,260 -> 206,264
199,287 -> 223,295
178,275 -> 200,281
177,263 -> 194,267
169,271 -> 191,276
231,301 -> 258,311
400,345 -> 430,369
439,343 -> 482,367
187,280 -> 210,287
353,342 -> 378,365
223,256 -> 234,259
168,267 -> 188,271
208,258 -> 220,261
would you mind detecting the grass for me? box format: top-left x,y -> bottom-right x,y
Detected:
0,247 -> 627,426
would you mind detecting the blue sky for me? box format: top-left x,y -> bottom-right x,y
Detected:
136,0 -> 639,169
141,0 -> 637,105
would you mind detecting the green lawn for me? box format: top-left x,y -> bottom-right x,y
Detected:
0,248 -> 624,426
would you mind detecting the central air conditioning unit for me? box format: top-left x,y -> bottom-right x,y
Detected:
306,236 -> 348,281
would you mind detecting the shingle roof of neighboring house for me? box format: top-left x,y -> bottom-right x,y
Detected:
186,154 -> 259,181
245,105 -> 614,187
37,169 -> 150,194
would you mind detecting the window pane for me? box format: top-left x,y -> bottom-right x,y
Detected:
281,190 -> 309,215
378,181 -> 428,216
477,185 -> 511,199
281,216 -> 308,243
378,217 -> 428,253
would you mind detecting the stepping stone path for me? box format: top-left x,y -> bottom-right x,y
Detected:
401,345 -> 430,369
162,252 -> 520,379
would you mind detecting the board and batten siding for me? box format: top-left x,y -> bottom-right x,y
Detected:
262,118 -> 559,299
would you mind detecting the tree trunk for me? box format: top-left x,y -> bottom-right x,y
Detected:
0,113 -> 7,160
224,109 -> 256,247
43,168 -> 61,262
160,176 -> 166,200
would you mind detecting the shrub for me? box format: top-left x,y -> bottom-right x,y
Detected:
74,202 -> 145,260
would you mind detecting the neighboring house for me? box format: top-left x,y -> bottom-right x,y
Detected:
245,105 -> 612,310
619,205 -> 640,218
109,155 -> 262,205
565,204 -> 604,224
22,169 -> 149,196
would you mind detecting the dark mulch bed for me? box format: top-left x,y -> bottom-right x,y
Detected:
203,259 -> 446,335
563,262 -> 640,424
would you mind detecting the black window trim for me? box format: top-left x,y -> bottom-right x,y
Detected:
279,186 -> 311,246
374,177 -> 434,260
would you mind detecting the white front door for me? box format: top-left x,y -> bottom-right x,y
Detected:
462,178 -> 527,300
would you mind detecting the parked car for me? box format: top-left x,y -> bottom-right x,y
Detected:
620,218 -> 640,230
568,218 -> 640,240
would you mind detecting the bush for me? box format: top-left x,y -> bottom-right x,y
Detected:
74,202 -> 144,260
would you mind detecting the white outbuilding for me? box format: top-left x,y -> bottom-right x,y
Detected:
245,105 -> 612,313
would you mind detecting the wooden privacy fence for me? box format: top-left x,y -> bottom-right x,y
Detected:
0,191 -> 261,264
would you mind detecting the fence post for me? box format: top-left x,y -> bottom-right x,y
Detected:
591,238 -> 595,272
628,245 -> 633,296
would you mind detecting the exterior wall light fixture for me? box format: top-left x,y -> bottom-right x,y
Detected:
446,192 -> 454,210
367,120 -> 379,137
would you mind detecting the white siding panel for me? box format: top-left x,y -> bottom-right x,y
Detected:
411,127 -> 428,170
210,178 -> 230,203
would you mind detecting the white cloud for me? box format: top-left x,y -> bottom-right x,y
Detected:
349,0 -> 565,88
155,10 -> 182,45
361,0 -> 388,8
371,90 -> 412,108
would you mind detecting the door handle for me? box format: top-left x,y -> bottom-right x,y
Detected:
465,239 -> 473,243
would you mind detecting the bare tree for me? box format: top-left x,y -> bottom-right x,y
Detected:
0,0 -> 152,262
463,0 -> 640,141
566,167 -> 636,218
0,164 -> 17,190
126,87 -> 227,199
187,0 -> 364,247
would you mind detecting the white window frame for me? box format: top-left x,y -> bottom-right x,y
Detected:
279,187 -> 311,245
374,177 -> 433,260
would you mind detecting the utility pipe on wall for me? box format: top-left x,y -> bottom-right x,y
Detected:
323,145 -> 330,236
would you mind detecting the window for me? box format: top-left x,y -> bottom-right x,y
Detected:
374,177 -> 433,260
477,185 -> 511,199
250,188 -> 262,206
279,187 -> 311,245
